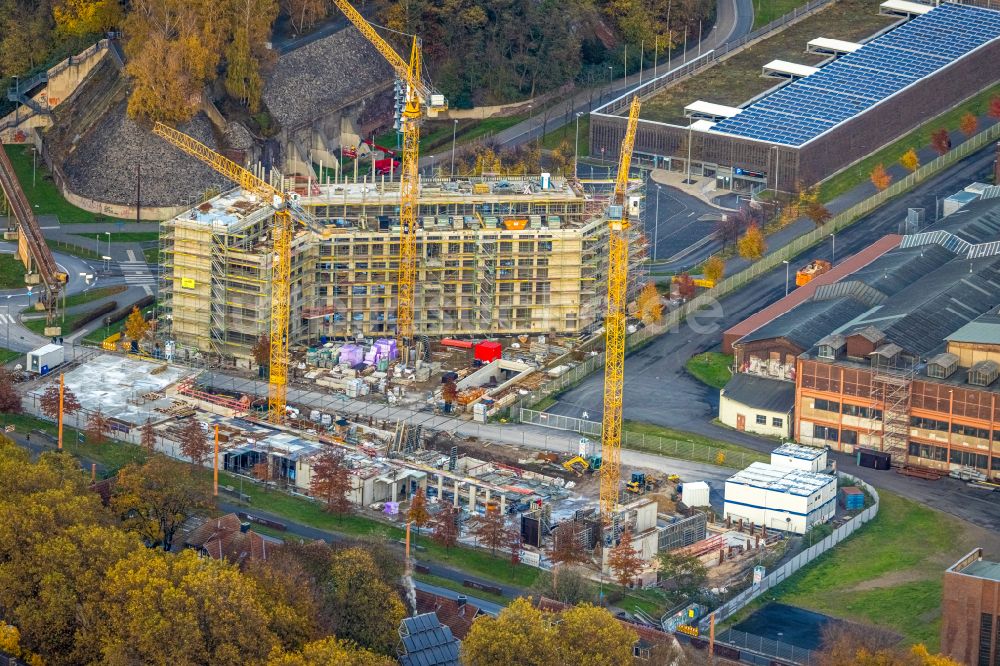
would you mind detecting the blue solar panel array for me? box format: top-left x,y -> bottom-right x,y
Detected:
711,2 -> 1000,146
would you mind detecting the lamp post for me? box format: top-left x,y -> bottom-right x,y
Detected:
450,119 -> 458,177
830,233 -> 836,264
654,185 -> 661,262
574,112 -> 583,177
31,146 -> 36,188
105,231 -> 111,258
783,260 -> 790,296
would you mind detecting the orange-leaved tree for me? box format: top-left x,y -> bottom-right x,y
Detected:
869,163 -> 892,192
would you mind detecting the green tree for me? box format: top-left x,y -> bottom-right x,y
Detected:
657,550 -> 707,595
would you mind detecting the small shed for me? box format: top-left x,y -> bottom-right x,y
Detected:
927,352 -> 959,379
839,486 -> 865,510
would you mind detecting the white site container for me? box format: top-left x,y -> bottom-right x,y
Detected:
681,481 -> 711,507
26,344 -> 64,375
724,462 -> 836,534
770,443 -> 828,472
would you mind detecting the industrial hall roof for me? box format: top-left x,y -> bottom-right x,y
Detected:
721,374 -> 795,414
710,2 -> 1000,146
736,295 -> 870,350
946,306 -> 1000,345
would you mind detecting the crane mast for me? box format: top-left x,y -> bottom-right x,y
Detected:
599,97 -> 642,525
152,122 -> 296,424
331,0 -> 446,352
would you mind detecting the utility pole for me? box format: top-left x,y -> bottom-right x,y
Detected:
450,119 -> 458,177
57,373 -> 64,450
213,424 -> 219,497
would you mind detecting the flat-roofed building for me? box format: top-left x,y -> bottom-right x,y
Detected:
941,548 -> 1000,665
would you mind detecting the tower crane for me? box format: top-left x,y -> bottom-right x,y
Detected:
331,0 -> 446,354
152,122 -> 324,424
599,96 -> 642,526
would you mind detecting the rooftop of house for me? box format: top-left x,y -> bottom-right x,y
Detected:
398,612 -> 460,666
737,295 -> 871,351
415,589 -> 482,639
721,374 -> 796,413
182,513 -> 273,566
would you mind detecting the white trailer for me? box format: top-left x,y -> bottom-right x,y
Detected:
26,344 -> 64,375
770,443 -> 828,472
724,462 -> 836,534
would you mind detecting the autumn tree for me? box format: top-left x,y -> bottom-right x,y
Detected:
39,381 -> 81,420
461,598 -> 557,666
245,549 -> 322,651
179,416 -> 210,466
557,604 -> 638,665
508,526 -> 523,571
675,272 -> 696,300
267,638 -> 396,666
816,623 -> 960,665
900,147 -> 920,172
0,369 -> 22,414
607,529 -> 644,590
282,0 -> 328,34
112,455 -> 209,550
86,407 -> 111,443
931,128 -> 951,155
990,95 -> 1000,120
713,214 -> 745,250
431,502 -> 459,549
252,333 -> 271,377
124,305 -> 149,352
637,282 -> 663,324
97,548 -> 280,665
323,548 -> 407,655
0,621 -> 43,666
407,486 -> 430,534
737,223 -> 767,261
441,379 -> 458,412
959,111 -> 979,137
869,163 -> 892,192
658,550 -> 708,595
225,0 -> 278,114
528,564 -> 594,604
310,447 -> 353,515
803,200 -> 832,228
140,417 -> 157,452
474,509 -> 509,556
703,255 -> 725,283
547,522 -> 588,566
53,0 -> 123,38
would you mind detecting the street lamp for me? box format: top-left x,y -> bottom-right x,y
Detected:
450,119 -> 458,177
105,231 -> 111,258
830,233 -> 836,264
574,112 -> 583,177
653,185 -> 661,262
782,260 -> 790,296
26,285 -> 32,309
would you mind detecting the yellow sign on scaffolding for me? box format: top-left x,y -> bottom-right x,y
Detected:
181,277 -> 196,289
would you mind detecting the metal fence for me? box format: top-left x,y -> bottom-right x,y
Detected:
703,474 -> 880,631
518,408 -> 765,468
714,628 -> 817,666
595,0 -> 836,116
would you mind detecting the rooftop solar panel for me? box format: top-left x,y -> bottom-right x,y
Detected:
710,1 -> 1000,146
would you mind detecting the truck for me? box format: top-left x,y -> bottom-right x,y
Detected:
26,343 -> 64,375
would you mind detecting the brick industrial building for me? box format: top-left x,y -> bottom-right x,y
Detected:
591,2 -> 1000,192
723,195 -> 1000,479
941,548 -> 1000,665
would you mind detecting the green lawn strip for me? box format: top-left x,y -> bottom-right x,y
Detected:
818,82 -> 1000,201
23,311 -> 87,335
61,284 -> 127,308
622,420 -> 769,467
214,469 -> 539,588
81,301 -> 156,344
685,352 -> 733,389
541,114 -> 589,155
617,587 -> 671,616
735,491 -> 959,648
752,0 -> 810,28
1,145 -> 126,225
72,231 -> 161,243
0,348 -> 19,364
143,247 -> 160,265
642,0 -> 893,125
0,413 -> 147,471
0,254 -> 26,288
46,238 -> 103,260
414,572 -> 512,606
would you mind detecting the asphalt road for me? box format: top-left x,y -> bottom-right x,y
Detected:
545,143 -> 1000,530
643,178 -> 724,263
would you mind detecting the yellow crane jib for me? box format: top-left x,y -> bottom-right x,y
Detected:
152,121 -> 303,425
599,96 -> 641,526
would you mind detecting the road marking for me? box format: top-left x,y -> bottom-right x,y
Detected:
142,285 -> 153,296
127,249 -> 136,262
0,314 -> 13,324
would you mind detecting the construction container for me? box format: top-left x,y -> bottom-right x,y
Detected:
770,443 -> 827,472
474,341 -> 502,363
857,448 -> 891,470
26,344 -> 64,375
839,486 -> 865,510
681,481 -> 711,507
795,259 -> 831,286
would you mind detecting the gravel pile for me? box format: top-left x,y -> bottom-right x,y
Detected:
263,28 -> 394,127
224,121 -> 255,151
62,100 -> 231,207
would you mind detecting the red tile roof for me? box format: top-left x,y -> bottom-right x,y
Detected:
415,588 -> 481,639
183,514 -> 272,567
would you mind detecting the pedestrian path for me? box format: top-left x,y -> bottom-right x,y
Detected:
119,249 -> 155,294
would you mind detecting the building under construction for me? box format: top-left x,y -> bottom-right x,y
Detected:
159,174 -> 645,359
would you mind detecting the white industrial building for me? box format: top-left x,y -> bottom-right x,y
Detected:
723,462 -> 836,534
770,443 -> 828,472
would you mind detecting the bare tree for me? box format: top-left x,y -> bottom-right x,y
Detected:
179,418 -> 210,466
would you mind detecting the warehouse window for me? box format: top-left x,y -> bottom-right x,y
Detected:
756,415 -> 766,425
951,423 -> 989,440
813,425 -> 838,442
772,417 -> 783,428
841,430 -> 858,446
911,416 -> 948,432
814,398 -> 839,413
950,449 -> 989,469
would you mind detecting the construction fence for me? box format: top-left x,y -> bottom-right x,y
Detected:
703,474 -> 880,631
518,408 -> 765,469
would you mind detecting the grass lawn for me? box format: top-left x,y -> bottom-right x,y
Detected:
0,413 -> 147,472
740,491 -> 967,649
0,254 -> 26,288
414,573 -> 512,606
753,0 -> 810,28
62,284 -> 126,308
47,238 -> 103,260
81,300 -> 156,344
23,310 -> 87,335
642,0 -> 893,124
0,347 -> 20,364
622,420 -> 769,468
73,231 -> 161,243
143,247 -> 160,265
1,145 -> 125,225
541,114 -> 590,156
685,352 -> 733,389
818,82 -> 1000,201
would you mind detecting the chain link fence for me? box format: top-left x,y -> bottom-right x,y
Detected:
714,628 -> 817,665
